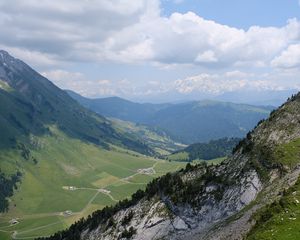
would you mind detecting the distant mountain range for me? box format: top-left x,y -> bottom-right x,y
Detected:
215,89 -> 298,106
67,90 -> 273,144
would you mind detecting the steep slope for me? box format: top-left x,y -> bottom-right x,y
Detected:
67,91 -> 272,143
110,118 -> 186,156
246,177 -> 300,239
0,50 -> 153,154
43,93 -> 300,240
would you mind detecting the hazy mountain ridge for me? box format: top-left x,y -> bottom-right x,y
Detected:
42,93 -> 300,240
67,90 -> 273,144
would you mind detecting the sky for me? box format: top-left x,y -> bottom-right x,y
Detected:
0,0 -> 299,104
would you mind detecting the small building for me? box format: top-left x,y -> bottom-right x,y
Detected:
9,219 -> 19,225
64,210 -> 73,216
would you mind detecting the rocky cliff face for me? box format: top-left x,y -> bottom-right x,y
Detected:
43,94 -> 300,240
81,153 -> 264,240
83,170 -> 262,240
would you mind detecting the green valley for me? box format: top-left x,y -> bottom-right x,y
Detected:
0,126 -> 186,239
0,51 -> 187,239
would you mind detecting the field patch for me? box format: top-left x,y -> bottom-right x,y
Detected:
92,172 -> 120,188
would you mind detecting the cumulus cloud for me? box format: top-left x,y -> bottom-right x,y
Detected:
195,50 -> 218,63
0,0 -> 299,69
0,0 -> 160,66
0,0 -> 299,101
42,70 -> 147,98
271,44 -> 300,68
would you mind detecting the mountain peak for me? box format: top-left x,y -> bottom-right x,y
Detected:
0,49 -> 9,56
0,49 -> 17,64
0,50 -> 27,81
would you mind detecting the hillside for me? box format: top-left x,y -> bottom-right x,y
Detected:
0,51 -> 153,155
110,118 -> 186,156
67,91 -> 170,124
168,137 -> 241,162
43,93 -> 300,240
67,91 -> 272,143
0,51 -> 186,239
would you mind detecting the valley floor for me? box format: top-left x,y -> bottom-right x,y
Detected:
0,127 -> 186,240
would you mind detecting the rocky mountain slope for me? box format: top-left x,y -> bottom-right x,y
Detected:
67,90 -> 272,144
42,93 -> 300,240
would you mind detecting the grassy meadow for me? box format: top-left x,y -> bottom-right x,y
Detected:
0,126 -> 186,239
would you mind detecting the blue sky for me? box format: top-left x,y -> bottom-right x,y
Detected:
0,0 -> 299,105
162,0 -> 300,29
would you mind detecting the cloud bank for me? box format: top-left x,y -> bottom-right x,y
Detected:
0,0 -> 299,101
0,0 -> 299,69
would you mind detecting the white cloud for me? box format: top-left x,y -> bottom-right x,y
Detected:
0,0 -> 299,69
0,0 -> 160,66
271,44 -> 300,68
42,70 -> 85,84
174,71 -> 286,95
42,70 -> 116,97
195,50 -> 218,63
0,0 -> 299,101
42,70 -> 147,98
0,45 -> 65,68
41,67 -> 299,100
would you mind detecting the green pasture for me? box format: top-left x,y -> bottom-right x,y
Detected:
0,127 -> 186,239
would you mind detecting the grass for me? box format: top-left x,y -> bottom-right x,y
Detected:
110,118 -> 186,155
167,151 -> 189,161
91,193 -> 115,206
274,138 -> 300,168
247,178 -> 300,240
154,161 -> 186,174
246,137 -> 300,240
0,231 -> 11,240
107,182 -> 147,201
127,174 -> 155,184
0,126 -> 186,239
